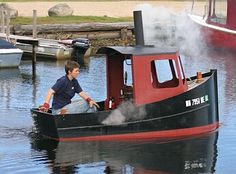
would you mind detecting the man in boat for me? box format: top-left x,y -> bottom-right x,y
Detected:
39,60 -> 99,114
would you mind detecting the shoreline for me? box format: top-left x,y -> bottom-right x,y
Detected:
7,1 -> 199,17
5,1 -> 205,48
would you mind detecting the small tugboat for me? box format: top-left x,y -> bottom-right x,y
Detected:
189,0 -> 236,51
31,45 -> 219,141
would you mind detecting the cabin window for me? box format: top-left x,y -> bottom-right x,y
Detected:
209,0 -> 227,24
151,59 -> 179,88
123,59 -> 133,86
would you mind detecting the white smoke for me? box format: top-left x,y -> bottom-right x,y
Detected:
135,4 -> 176,47
175,11 -> 209,57
102,100 -> 146,125
134,4 -> 209,57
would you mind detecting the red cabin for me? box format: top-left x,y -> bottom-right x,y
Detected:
97,46 -> 188,109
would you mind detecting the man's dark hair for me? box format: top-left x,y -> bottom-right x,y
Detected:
65,60 -> 80,74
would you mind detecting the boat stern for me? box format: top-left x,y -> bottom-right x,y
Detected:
31,108 -> 59,139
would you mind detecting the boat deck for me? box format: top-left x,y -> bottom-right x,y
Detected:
187,76 -> 210,90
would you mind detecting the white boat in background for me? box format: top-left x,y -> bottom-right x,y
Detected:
0,33 -> 90,61
0,39 -> 23,68
16,38 -> 73,60
0,34 -> 73,60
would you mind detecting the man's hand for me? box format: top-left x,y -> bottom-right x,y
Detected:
86,97 -> 100,108
89,100 -> 100,108
39,102 -> 50,112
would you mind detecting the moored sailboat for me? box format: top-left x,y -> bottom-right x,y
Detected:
189,0 -> 236,51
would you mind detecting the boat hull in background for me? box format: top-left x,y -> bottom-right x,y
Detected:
189,14 -> 236,51
0,49 -> 23,68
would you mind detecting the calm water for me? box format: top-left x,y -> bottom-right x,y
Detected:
0,49 -> 236,173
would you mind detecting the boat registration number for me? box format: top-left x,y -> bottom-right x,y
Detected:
185,95 -> 208,107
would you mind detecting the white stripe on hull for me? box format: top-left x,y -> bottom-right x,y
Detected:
188,14 -> 236,35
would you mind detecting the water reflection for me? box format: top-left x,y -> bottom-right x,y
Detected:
211,51 -> 236,111
0,68 -> 22,109
0,67 -> 38,110
30,131 -> 218,174
0,68 -> 21,80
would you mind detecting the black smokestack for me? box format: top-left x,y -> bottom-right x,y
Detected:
133,10 -> 145,46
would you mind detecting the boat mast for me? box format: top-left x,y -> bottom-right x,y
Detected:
208,0 -> 212,19
212,0 -> 216,17
191,0 -> 195,13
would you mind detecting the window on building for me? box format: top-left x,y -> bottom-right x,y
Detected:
210,0 -> 227,24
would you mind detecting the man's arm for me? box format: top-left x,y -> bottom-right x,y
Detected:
44,88 -> 55,104
39,89 -> 55,111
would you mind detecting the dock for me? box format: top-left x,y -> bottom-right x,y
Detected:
0,33 -> 74,60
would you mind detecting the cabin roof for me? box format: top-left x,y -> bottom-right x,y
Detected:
97,46 -> 178,56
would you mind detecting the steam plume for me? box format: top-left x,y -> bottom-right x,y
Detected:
102,100 -> 146,125
134,4 -> 209,57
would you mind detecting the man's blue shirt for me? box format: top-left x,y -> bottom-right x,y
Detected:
51,75 -> 82,109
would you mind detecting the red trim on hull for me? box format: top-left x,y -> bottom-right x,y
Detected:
202,27 -> 236,51
54,122 -> 219,142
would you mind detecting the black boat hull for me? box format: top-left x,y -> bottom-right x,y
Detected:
31,70 -> 219,141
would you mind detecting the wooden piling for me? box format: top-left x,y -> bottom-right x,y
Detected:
32,10 -> 37,39
32,43 -> 36,78
17,39 -> 39,79
1,7 -> 5,33
6,11 -> 10,38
